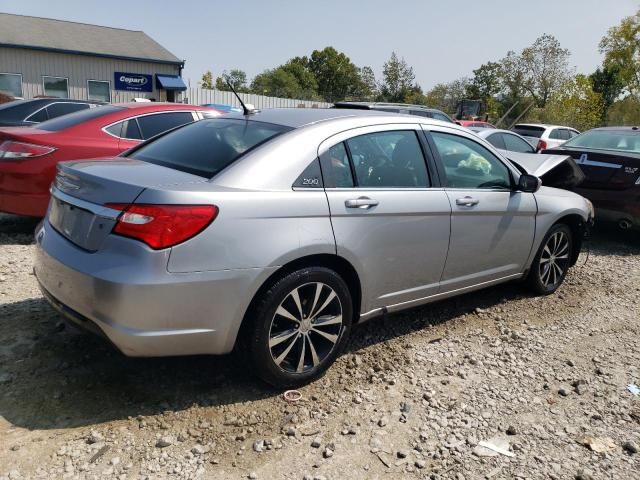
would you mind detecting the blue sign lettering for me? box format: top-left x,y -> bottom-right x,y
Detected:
114,72 -> 153,92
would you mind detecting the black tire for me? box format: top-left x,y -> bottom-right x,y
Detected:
245,267 -> 353,388
527,223 -> 573,295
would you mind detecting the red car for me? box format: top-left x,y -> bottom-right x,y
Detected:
458,120 -> 496,129
0,103 -> 220,217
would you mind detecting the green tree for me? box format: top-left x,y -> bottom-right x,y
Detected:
281,58 -> 318,98
607,95 -> 640,125
467,62 -> 503,100
590,65 -> 624,120
424,78 -> 470,113
215,69 -> 248,92
200,70 -> 214,89
380,52 -> 416,102
250,67 -> 304,98
599,10 -> 640,96
308,47 -> 363,102
532,75 -> 604,130
520,34 -> 572,107
358,65 -> 378,100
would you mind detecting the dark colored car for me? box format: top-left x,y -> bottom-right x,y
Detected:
0,98 -> 102,127
333,101 -> 455,123
543,127 -> 640,230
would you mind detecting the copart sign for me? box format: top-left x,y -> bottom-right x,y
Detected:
114,72 -> 153,92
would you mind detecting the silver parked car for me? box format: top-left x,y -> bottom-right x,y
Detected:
469,127 -> 537,154
34,109 -> 594,387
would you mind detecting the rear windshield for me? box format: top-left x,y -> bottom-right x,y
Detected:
127,118 -> 291,178
512,126 -> 545,138
37,105 -> 123,131
563,130 -> 640,153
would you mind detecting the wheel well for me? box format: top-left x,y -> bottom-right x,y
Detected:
554,214 -> 586,266
236,254 -> 363,349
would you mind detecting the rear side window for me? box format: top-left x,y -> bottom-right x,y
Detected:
485,133 -> 506,150
128,118 -> 291,178
512,125 -> 545,138
137,112 -> 195,139
37,105 -> 123,131
319,142 -> 354,188
549,129 -> 563,140
503,133 -> 535,153
47,102 -> 90,119
26,108 -> 48,123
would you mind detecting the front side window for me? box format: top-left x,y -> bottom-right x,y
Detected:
87,80 -> 110,102
431,132 -> 512,189
347,131 -> 429,188
0,73 -> 23,98
136,112 -> 195,139
43,76 -> 69,98
503,133 -> 535,153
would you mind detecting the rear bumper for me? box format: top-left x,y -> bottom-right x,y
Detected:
34,219 -> 276,356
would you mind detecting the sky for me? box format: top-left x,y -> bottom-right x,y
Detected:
2,0 -> 639,91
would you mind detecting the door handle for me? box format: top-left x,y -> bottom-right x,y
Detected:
455,196 -> 479,207
345,197 -> 379,209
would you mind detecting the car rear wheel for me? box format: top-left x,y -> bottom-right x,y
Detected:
246,267 -> 353,388
527,224 -> 573,295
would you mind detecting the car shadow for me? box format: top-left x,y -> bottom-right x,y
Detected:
0,214 -> 39,245
0,227 -> 635,431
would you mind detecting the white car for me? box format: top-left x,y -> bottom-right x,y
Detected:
512,124 -> 580,151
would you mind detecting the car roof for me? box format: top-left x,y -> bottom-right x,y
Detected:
588,126 -> 640,133
333,101 -> 444,113
223,108 -> 394,128
471,128 -> 520,136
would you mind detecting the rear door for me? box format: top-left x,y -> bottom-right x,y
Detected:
426,127 -> 537,290
320,124 -> 451,314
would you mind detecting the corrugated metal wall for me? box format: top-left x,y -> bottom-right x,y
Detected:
0,47 -> 180,102
185,88 -> 331,109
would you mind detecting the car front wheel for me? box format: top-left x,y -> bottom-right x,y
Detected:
527,223 -> 573,295
246,267 -> 353,388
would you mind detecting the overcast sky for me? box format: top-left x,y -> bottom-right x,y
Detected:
2,0 -> 638,90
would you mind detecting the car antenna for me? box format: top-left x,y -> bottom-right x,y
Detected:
224,75 -> 257,116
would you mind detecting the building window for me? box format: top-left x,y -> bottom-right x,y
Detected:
0,73 -> 23,98
87,80 -> 110,103
43,76 -> 69,98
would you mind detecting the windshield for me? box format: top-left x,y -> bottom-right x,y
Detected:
37,105 -> 123,131
128,118 -> 292,178
563,130 -> 640,153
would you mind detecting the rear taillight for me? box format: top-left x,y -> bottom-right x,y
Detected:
0,141 -> 55,159
105,204 -> 218,249
536,139 -> 547,151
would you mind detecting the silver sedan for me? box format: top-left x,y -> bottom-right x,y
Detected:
34,109 -> 594,387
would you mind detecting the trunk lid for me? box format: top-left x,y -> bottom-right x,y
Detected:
544,147 -> 640,189
50,158 -> 209,251
501,150 -> 585,190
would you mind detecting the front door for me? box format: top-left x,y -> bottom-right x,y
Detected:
320,125 -> 451,315
427,129 -> 537,291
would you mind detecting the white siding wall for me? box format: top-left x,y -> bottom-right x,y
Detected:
0,47 -> 180,102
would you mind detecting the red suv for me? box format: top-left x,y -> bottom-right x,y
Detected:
0,103 -> 219,216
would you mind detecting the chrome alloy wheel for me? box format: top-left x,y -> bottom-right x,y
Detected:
538,230 -> 570,288
268,282 -> 343,374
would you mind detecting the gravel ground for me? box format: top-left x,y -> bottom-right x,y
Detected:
0,213 -> 639,480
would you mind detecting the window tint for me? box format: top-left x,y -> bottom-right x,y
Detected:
43,76 -> 69,98
512,125 -> 545,138
0,73 -> 23,98
563,130 -> 640,153
568,129 -> 579,138
431,132 -> 512,189
87,80 -> 110,102
136,112 -> 194,139
122,119 -> 142,140
319,142 -> 354,188
128,118 -> 290,178
549,128 -> 563,140
559,129 -> 573,140
409,110 -> 431,117
26,107 -> 48,123
503,133 -> 535,153
485,133 -> 506,150
47,102 -> 90,119
104,122 -> 123,138
432,112 -> 453,123
37,105 -> 123,131
346,130 -> 429,188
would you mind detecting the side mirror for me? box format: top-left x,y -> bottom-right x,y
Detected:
517,174 -> 541,193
